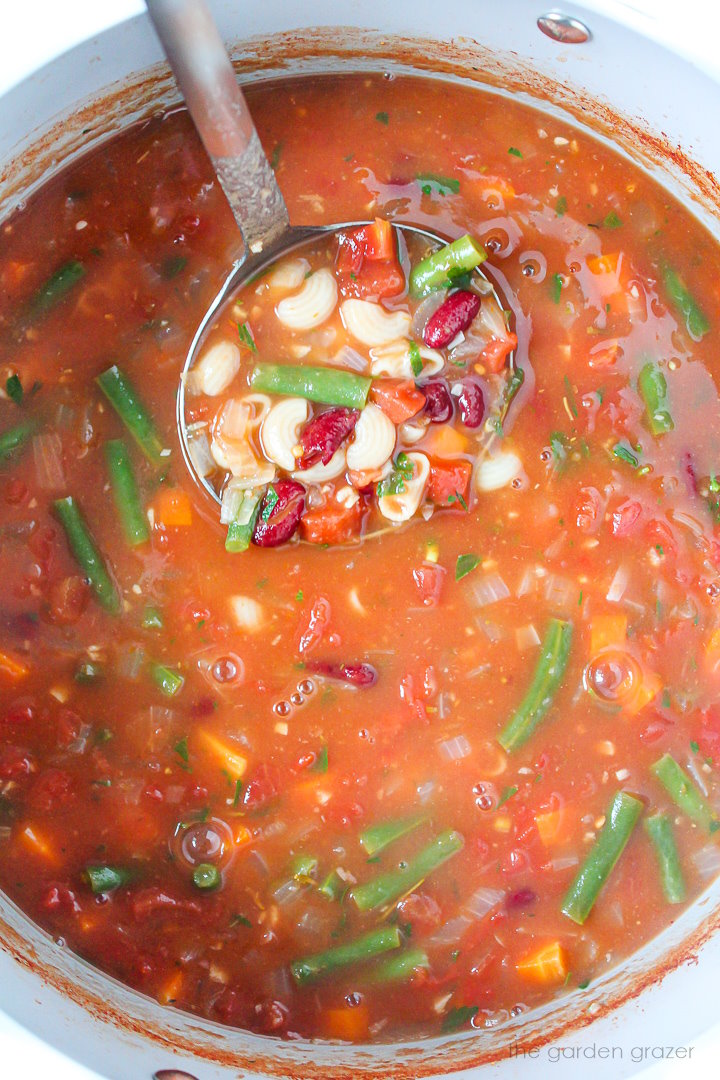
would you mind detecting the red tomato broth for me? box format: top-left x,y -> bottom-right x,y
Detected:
0,73 -> 720,1041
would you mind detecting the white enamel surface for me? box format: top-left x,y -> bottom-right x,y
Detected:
3,2 -> 720,1079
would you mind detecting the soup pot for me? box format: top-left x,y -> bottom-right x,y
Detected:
2,1 -> 720,1077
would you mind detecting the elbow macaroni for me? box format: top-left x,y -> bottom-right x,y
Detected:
378,452 -> 430,522
369,339 -> 444,379
340,299 -> 412,347
346,404 -> 396,472
276,268 -> 337,330
261,397 -> 309,472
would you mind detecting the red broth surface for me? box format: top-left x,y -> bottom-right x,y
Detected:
2,74 -> 720,1042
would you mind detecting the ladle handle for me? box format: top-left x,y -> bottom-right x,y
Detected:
145,0 -> 290,255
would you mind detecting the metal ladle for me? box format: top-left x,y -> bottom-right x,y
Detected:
145,0 -> 505,508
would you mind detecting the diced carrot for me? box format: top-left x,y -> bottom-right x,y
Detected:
478,333 -> 518,374
233,824 -> 253,849
587,252 -> 620,276
623,669 -> 662,716
365,218 -> 394,261
324,1003 -> 370,1041
17,823 -> 59,865
157,969 -> 184,1006
154,487 -> 193,528
427,458 -> 472,507
196,729 -> 247,779
421,424 -> 469,459
535,808 -> 570,847
300,499 -> 364,545
369,379 -> 426,423
590,613 -> 628,656
516,941 -> 568,985
0,649 -> 30,682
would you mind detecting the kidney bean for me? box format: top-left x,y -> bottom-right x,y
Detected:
457,378 -> 485,428
297,407 -> 359,469
422,379 -> 453,423
252,999 -> 289,1034
252,479 -> 305,548
505,887 -> 538,911
422,290 -> 481,349
306,659 -> 378,687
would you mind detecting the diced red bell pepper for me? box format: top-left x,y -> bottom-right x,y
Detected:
427,458 -> 472,507
479,333 -> 518,373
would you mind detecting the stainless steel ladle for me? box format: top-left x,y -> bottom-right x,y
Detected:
145,0 -> 504,508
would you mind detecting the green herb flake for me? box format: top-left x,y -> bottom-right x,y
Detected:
262,484 -> 279,522
456,553 -> 481,581
550,431 -> 569,471
269,142 -> 284,170
603,211 -> 623,230
295,589 -> 304,602
5,375 -> 22,404
377,452 -> 414,498
442,1005 -> 479,1033
415,172 -> 460,196
311,745 -> 329,773
409,340 -> 423,377
550,272 -> 563,304
375,111 -> 389,125
162,255 -> 187,280
231,913 -> 252,927
612,441 -> 640,469
496,785 -> 518,809
508,146 -> 523,158
232,778 -> 243,807
555,195 -> 568,217
691,740 -> 700,753
237,321 -> 257,352
174,736 -> 189,764
578,979 -> 590,990
447,490 -> 469,512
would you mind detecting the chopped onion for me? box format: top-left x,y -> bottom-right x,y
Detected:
516,623 -> 541,650
607,565 -> 629,603
438,734 -> 471,762
430,914 -> 473,945
468,572 -> 510,608
247,849 -> 269,877
692,844 -> 720,879
117,644 -> 146,680
267,965 -> 294,999
68,722 -> 92,755
516,567 -> 537,598
329,344 -> 369,372
33,432 -> 65,490
220,478 -> 246,525
463,886 -> 505,919
437,692 -> 451,720
416,779 -> 436,804
543,573 -> 576,611
686,756 -> 709,796
475,617 -> 505,642
410,292 -> 446,338
548,854 -> 580,872
466,663 -> 491,678
272,879 -> 303,906
187,429 -> 215,478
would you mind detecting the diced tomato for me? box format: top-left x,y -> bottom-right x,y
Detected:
645,518 -> 677,559
369,379 -> 426,423
336,218 -> 403,298
611,499 -> 642,537
478,333 -> 517,373
412,564 -> 446,607
575,486 -> 603,534
399,671 -> 429,724
27,768 -> 74,812
296,596 -> 332,655
396,892 -> 443,935
639,714 -> 674,745
300,499 -> 364,545
427,458 -> 472,508
338,260 -> 405,300
41,883 -> 81,915
48,575 -> 89,624
698,706 -> 720,760
242,763 -> 281,811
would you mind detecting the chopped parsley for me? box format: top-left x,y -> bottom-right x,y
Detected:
549,431 -> 570,472
496,785 -> 518,808
447,490 -> 469,511
442,1005 -> 478,1033
555,195 -> 568,217
377,452 -> 414,498
612,440 -> 640,469
416,172 -> 460,196
311,745 -> 329,773
563,374 -> 578,418
269,142 -> 283,170
550,272 -> 563,304
232,778 -> 243,807
375,111 -> 389,125
508,146 -> 523,158
408,340 -> 423,377
162,255 -> 187,279
173,736 -> 189,764
455,553 -> 480,581
5,374 -> 22,404
237,321 -> 257,352
603,210 -> 623,229
231,913 -> 252,928
690,740 -> 700,753
262,484 -> 279,521
295,589 -> 304,602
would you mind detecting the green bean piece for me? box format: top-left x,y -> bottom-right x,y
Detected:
142,606 -> 164,630
104,439 -> 149,547
561,791 -> 643,925
291,925 -> 401,985
662,265 -> 709,340
26,260 -> 86,321
250,363 -> 371,409
497,618 -> 573,753
192,863 -> 221,890
289,854 -> 318,880
84,865 -> 131,894
0,420 -> 36,463
637,362 -> 674,436
318,869 -> 345,901
349,829 -> 464,913
365,947 -> 429,985
409,234 -> 487,298
360,814 -> 425,857
644,813 -> 686,904
96,364 -> 166,466
650,753 -> 720,834
53,496 -> 120,614
225,489 -> 262,553
149,662 -> 184,697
